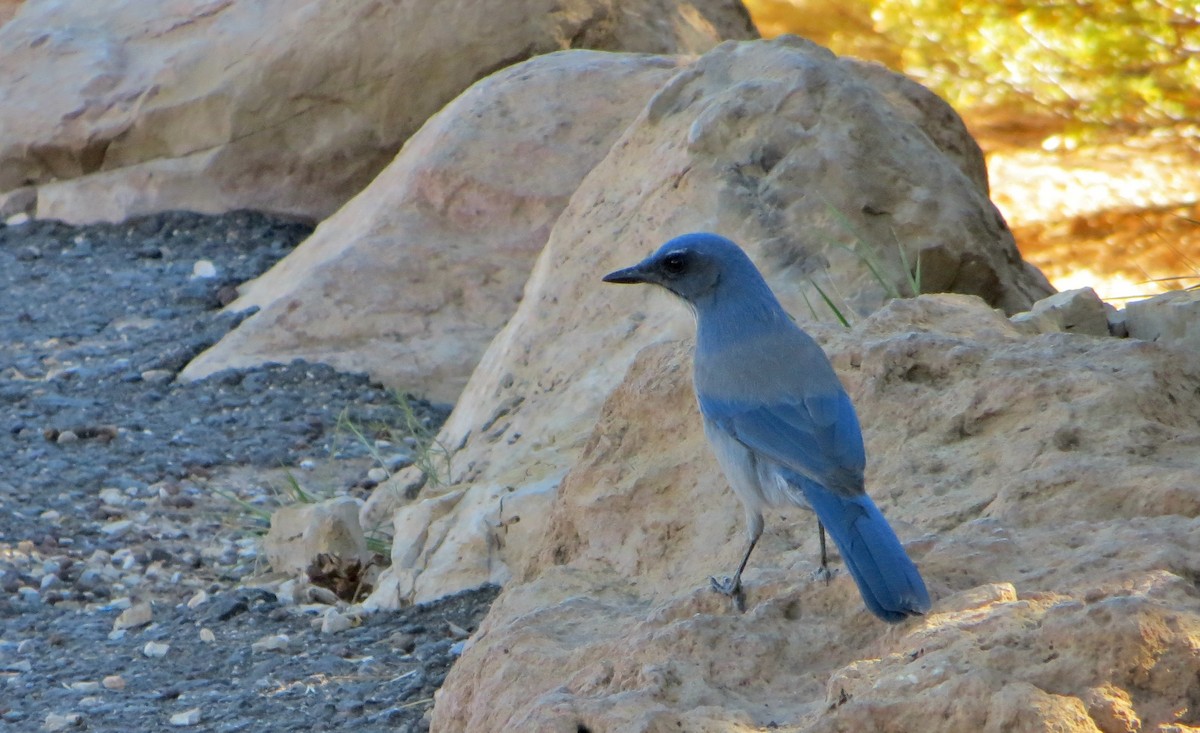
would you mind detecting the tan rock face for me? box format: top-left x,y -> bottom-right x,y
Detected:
263,497 -> 369,577
432,295 -> 1200,732
363,36 -> 1053,606
0,0 -> 754,224
179,51 -> 682,400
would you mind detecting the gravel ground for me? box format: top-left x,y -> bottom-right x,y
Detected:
0,212 -> 498,732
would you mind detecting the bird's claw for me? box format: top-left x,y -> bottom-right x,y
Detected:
812,564 -> 834,586
709,575 -> 746,613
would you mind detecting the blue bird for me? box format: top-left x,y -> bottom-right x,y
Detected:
603,233 -> 930,623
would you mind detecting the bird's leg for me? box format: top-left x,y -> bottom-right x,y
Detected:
813,521 -> 833,585
711,514 -> 762,613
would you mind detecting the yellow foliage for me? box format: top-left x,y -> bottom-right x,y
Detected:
743,0 -> 1200,134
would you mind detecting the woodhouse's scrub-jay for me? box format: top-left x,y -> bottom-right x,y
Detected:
603,233 -> 930,623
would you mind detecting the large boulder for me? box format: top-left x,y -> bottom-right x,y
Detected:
432,294 -> 1200,731
0,0 -> 754,224
361,36 -> 1053,604
178,51 -> 682,401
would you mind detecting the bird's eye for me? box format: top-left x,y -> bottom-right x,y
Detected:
662,254 -> 686,275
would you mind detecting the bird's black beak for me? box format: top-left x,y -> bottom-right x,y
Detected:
602,262 -> 652,284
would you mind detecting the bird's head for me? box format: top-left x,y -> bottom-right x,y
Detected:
602,232 -> 766,307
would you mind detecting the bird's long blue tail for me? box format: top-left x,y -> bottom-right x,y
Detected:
795,477 -> 930,623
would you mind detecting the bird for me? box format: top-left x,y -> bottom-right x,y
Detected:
602,232 -> 930,623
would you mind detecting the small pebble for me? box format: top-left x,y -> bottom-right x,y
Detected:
306,585 -> 340,605
39,509 -> 62,522
142,641 -> 170,658
384,452 -> 413,470
250,634 -> 289,652
5,212 -> 30,226
68,681 -> 100,693
198,628 -> 216,643
191,260 -> 217,279
321,609 -> 353,634
169,707 -> 203,726
299,459 -> 316,470
366,467 -> 389,483
186,590 -> 208,609
98,488 -> 130,507
114,602 -> 153,630
102,675 -> 125,691
43,712 -> 82,731
56,430 -> 79,445
100,520 -> 133,538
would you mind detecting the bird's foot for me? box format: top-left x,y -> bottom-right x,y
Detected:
812,564 -> 834,586
709,575 -> 746,613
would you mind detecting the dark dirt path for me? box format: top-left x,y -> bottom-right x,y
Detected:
0,211 -> 497,732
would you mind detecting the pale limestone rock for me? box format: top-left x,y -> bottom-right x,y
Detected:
179,51 -> 681,399
364,37 -> 1052,607
264,497 -> 368,577
112,601 -> 152,631
0,0 -> 753,224
432,295 -> 1200,732
1125,289 -> 1200,351
1010,287 -> 1110,337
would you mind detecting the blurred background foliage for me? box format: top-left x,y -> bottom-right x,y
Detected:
743,0 -> 1200,143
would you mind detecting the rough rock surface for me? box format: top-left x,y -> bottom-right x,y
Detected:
264,497 -> 371,577
1010,287 -> 1110,337
433,294 -> 1200,732
179,51 -> 682,401
1125,289 -> 1200,351
363,36 -> 1054,606
0,0 -> 754,224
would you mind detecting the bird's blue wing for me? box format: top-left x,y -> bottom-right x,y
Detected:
699,389 -> 866,497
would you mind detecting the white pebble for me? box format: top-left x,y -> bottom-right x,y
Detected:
186,590 -> 208,609
98,488 -> 130,507
250,633 -> 289,652
191,260 -> 217,279
39,509 -> 62,522
299,458 -> 316,470
320,609 -> 353,634
199,628 -> 216,643
142,641 -> 170,658
100,520 -> 133,538
43,712 -> 82,731
169,707 -> 203,726
68,681 -> 101,693
366,467 -> 389,483
56,430 -> 79,444
5,212 -> 30,226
